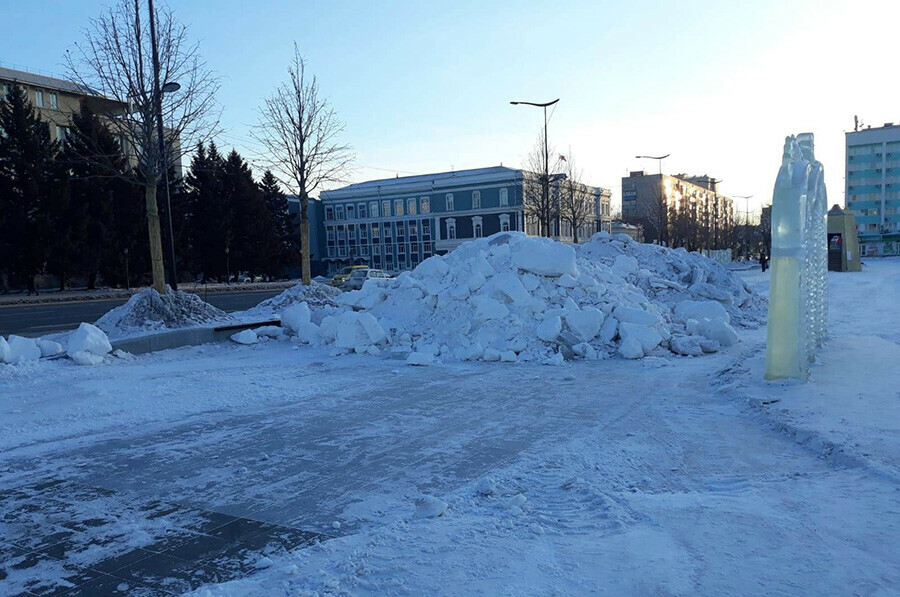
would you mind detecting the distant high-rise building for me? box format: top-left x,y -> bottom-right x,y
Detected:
845,123 -> 900,256
621,171 -> 733,250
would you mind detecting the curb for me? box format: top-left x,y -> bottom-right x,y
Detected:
112,320 -> 280,355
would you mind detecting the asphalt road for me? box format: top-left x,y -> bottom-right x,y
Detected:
0,289 -> 283,338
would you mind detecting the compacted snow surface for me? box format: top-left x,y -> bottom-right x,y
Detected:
1,248 -> 898,596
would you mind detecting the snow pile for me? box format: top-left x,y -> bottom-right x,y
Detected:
241,282 -> 341,321
67,322 -> 112,366
95,288 -> 231,339
3,335 -> 41,364
273,232 -> 762,364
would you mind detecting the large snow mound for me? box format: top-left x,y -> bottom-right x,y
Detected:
280,232 -> 764,364
95,288 -> 231,340
241,282 -> 341,322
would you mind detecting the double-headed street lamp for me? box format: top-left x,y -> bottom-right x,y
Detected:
510,99 -> 560,236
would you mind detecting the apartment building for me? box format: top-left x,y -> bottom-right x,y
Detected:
845,123 -> 900,256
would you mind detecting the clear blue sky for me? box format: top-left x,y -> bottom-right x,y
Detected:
4,0 -> 900,215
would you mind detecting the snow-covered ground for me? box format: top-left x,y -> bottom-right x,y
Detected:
1,258 -> 898,596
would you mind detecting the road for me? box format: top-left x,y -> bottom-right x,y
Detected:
0,289 -> 282,337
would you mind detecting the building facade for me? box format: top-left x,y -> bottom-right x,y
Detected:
621,171 -> 733,249
0,66 -> 125,144
319,166 -> 611,274
845,123 -> 900,256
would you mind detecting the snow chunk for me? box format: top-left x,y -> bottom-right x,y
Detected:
556,274 -> 577,288
674,299 -> 730,324
697,318 -> 740,347
231,329 -> 258,345
71,350 -> 105,366
613,306 -> 662,327
670,335 -> 704,356
67,323 -> 112,357
406,352 -> 434,366
513,239 -> 577,277
37,339 -> 63,357
473,296 -> 509,321
280,302 -> 311,333
564,307 -> 605,341
6,335 -> 40,363
536,315 -> 562,342
492,273 -> 531,306
612,255 -> 639,277
618,336 -> 644,359
413,255 -> 449,279
0,337 -> 9,363
253,326 -> 283,338
415,495 -> 447,518
619,322 -> 662,354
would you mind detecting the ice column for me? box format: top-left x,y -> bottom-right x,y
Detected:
765,134 -> 828,381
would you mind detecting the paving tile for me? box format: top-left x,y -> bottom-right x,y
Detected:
203,516 -> 270,543
109,551 -> 232,594
2,549 -> 102,597
61,572 -> 169,596
88,548 -> 160,575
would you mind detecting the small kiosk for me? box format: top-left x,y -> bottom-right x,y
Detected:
826,204 -> 861,272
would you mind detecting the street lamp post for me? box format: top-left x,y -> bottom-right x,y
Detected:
124,247 -> 130,290
733,194 -> 754,257
225,245 -> 231,285
148,0 -> 181,292
636,154 -> 670,245
511,99 -> 560,236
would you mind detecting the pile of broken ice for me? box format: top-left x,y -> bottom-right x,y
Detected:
271,231 -> 763,365
0,322 -> 113,367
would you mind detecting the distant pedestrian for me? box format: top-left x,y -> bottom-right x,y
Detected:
759,252 -> 769,273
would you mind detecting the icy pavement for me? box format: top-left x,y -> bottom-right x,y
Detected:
1,262 -> 900,595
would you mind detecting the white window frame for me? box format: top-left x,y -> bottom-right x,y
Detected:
499,188 -> 508,206
473,215 -> 483,238
358,203 -> 367,218
336,206 -> 345,220
407,197 -> 417,215
35,90 -> 44,108
382,200 -> 391,217
500,214 -> 511,232
370,201 -> 379,217
394,199 -> 404,216
325,207 -> 334,221
346,204 -> 355,219
446,218 -> 457,240
327,228 -> 335,242
49,92 -> 58,110
420,196 -> 430,213
472,190 -> 481,209
446,193 -> 454,211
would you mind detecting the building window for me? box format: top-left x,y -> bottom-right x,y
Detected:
49,92 -> 58,110
398,244 -> 406,254
327,228 -> 335,242
500,214 -> 511,232
472,190 -> 481,209
446,218 -> 457,240
325,207 -> 334,221
347,204 -> 355,219
473,215 -> 483,238
384,224 -> 392,239
337,229 -> 346,241
327,247 -> 336,258
370,201 -> 378,218
446,193 -> 454,211
382,200 -> 391,217
421,219 -> 431,236
338,246 -> 347,257
394,199 -> 404,216
373,245 -> 380,255
56,125 -> 70,144
396,221 -> 405,240
360,224 -> 368,240
336,206 -> 345,220
358,203 -> 367,218
420,196 -> 430,213
408,220 -> 418,238
407,198 -> 417,215
386,243 -> 393,255
499,188 -> 508,206
372,223 -> 380,239
35,90 -> 44,108
424,241 -> 432,253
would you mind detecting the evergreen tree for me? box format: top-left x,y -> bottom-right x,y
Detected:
0,85 -> 63,291
259,169 -> 299,276
221,150 -> 274,279
184,142 -> 229,280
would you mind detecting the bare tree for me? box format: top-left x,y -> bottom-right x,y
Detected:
641,181 -> 669,246
253,44 -> 353,285
522,130 -> 562,237
557,155 -> 594,244
67,0 -> 220,293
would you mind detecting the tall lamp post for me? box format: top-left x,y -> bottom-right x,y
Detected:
733,194 -> 754,257
636,154 -> 670,245
511,98 -> 560,236
148,0 -> 181,291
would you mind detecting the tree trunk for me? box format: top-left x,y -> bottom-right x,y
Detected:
145,183 -> 166,293
300,192 -> 311,285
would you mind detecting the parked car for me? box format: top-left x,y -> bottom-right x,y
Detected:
331,265 -> 368,287
341,268 -> 392,291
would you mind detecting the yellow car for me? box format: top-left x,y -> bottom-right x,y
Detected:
331,265 -> 368,287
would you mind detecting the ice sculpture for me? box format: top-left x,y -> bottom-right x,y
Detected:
764,133 -> 828,380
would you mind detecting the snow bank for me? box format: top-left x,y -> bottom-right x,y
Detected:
95,288 -> 230,340
277,232 -> 763,364
6,335 -> 41,363
241,282 -> 341,322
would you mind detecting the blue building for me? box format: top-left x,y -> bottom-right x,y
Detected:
319,166 -> 611,274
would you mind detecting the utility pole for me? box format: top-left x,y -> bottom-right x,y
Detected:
511,99 -> 560,236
